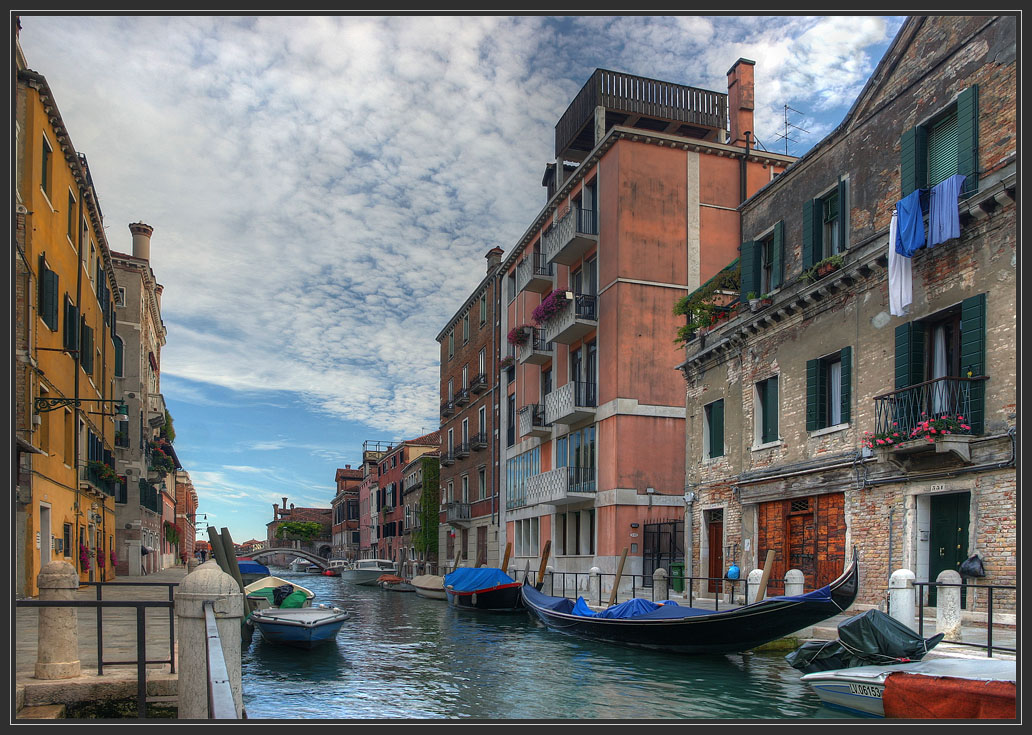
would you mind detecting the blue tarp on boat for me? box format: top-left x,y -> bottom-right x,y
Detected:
444,567 -> 516,593
238,560 -> 270,575
571,596 -> 680,618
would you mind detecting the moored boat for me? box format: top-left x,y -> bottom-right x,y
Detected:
378,574 -> 414,592
411,574 -> 447,600
244,576 -> 315,611
288,557 -> 308,573
237,558 -> 271,586
521,548 -> 859,654
444,567 -> 523,612
250,604 -> 350,649
340,558 -> 397,586
801,658 -> 1016,718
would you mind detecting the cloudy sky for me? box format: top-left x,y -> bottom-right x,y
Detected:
17,14 -> 905,543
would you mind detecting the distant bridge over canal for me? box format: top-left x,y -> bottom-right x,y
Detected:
241,548 -> 330,570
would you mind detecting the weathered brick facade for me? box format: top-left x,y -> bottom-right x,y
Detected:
681,16 -> 1016,614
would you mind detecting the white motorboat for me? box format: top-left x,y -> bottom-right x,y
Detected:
802,657 -> 1016,718
411,574 -> 447,600
340,558 -> 397,586
288,557 -> 308,573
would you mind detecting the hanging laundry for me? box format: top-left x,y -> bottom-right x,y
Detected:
887,210 -> 912,317
928,173 -> 967,246
895,188 -> 925,256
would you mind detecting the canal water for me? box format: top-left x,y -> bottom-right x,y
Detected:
241,568 -> 861,721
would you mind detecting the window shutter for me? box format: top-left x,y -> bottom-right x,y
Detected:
840,346 -> 852,424
763,378 -> 779,444
960,293 -> 986,433
806,359 -> 819,432
114,337 -> 124,377
802,200 -> 819,269
771,221 -> 784,290
894,322 -> 925,390
837,180 -> 849,249
900,125 -> 928,197
739,241 -> 759,303
64,299 -> 79,352
43,269 -> 59,331
710,400 -> 724,458
956,85 -> 979,196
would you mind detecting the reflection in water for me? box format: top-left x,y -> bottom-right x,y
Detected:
241,569 -> 860,720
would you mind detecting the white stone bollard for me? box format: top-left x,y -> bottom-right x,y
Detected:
784,569 -> 805,598
747,568 -> 765,601
187,558 -> 199,574
588,567 -> 601,604
175,560 -> 244,719
34,560 -> 81,680
888,569 -> 917,630
935,569 -> 963,642
653,568 -> 668,602
543,565 -> 554,595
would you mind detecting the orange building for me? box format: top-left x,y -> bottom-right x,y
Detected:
499,63 -> 795,589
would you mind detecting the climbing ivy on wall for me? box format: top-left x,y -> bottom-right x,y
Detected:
414,456 -> 440,556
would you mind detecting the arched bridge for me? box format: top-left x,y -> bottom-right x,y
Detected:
242,547 -> 330,569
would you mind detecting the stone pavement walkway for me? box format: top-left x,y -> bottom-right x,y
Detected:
15,565 -> 189,679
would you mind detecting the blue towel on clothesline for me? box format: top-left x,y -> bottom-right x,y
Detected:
895,189 -> 925,257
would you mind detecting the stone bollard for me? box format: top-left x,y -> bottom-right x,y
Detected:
653,568 -> 668,602
543,565 -> 554,595
784,569 -> 805,598
747,568 -> 765,602
34,560 -> 81,680
935,569 -> 963,642
187,558 -> 199,574
888,569 -> 917,631
588,567 -> 601,604
175,560 -> 244,719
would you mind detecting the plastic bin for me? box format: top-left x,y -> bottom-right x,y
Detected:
669,562 -> 684,593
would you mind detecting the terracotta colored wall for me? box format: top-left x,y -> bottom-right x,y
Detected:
596,414 -> 685,495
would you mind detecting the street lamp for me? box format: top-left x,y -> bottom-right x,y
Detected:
35,397 -> 129,422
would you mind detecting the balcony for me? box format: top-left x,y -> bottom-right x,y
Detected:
525,466 -> 597,507
545,381 -> 597,426
455,441 -> 471,459
469,372 -> 488,394
470,432 -> 488,450
82,463 -> 116,497
441,400 -> 455,419
518,404 -> 552,439
872,376 -> 987,470
541,294 -> 597,345
518,328 -> 553,365
445,501 -> 472,527
454,388 -> 471,407
543,206 -> 598,266
555,68 -> 727,162
441,451 -> 456,467
516,251 -> 555,294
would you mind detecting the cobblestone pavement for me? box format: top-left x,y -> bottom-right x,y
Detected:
15,565 -> 189,679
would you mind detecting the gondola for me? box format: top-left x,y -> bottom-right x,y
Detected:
521,548 -> 859,654
444,567 -> 524,612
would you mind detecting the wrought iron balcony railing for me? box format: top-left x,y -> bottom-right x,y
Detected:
455,388 -> 471,406
470,432 -> 488,450
873,376 -> 987,438
441,400 -> 455,418
469,373 -> 488,394
455,441 -> 471,459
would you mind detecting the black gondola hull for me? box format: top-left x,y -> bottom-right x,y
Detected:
446,582 -> 524,612
522,551 -> 859,654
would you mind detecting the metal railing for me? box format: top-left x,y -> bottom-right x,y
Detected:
913,580 -> 1016,658
873,376 -> 987,437
202,600 -> 237,719
15,581 -> 178,719
445,502 -> 471,523
470,431 -> 488,449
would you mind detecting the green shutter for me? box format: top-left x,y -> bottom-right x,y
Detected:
927,112 -> 959,188
894,322 -> 925,390
772,221 -> 784,290
960,293 -> 986,434
802,200 -> 819,269
740,241 -> 759,303
43,269 -> 59,331
806,358 -> 819,432
956,85 -> 979,196
114,337 -> 123,377
838,179 -> 849,250
840,346 -> 852,425
709,400 -> 724,458
64,299 -> 79,352
900,125 -> 928,197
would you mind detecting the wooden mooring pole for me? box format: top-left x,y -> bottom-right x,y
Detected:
608,548 -> 629,607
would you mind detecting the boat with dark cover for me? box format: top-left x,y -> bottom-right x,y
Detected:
444,567 -> 523,612
521,548 -> 859,654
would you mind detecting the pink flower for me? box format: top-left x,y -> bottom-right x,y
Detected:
957,416 -> 964,420
877,439 -> 885,445
930,428 -> 937,434
927,436 -> 935,443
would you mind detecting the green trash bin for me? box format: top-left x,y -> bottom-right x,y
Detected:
669,562 -> 684,593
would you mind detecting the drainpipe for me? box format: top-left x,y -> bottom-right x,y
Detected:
739,131 -> 752,249
74,185 -> 85,578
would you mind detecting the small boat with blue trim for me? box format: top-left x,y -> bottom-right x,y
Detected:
521,548 -> 859,654
444,567 -> 523,612
249,604 -> 351,649
236,558 -> 271,586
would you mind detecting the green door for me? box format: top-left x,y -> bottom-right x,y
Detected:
928,492 -> 970,607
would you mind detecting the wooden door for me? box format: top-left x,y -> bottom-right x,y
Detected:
928,492 -> 970,606
707,519 -> 723,593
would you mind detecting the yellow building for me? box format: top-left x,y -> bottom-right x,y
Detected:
14,25 -> 122,595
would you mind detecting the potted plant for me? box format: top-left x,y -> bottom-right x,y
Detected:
507,325 -> 532,346
79,543 -> 92,572
88,460 -> 118,483
806,254 -> 845,282
110,549 -> 118,567
499,355 -> 515,370
531,289 -> 570,325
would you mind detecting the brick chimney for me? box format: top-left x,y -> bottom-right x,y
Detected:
486,247 -> 504,273
129,221 -> 154,260
727,58 -> 755,148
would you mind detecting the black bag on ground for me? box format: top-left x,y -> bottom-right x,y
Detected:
272,584 -> 295,607
959,554 -> 986,578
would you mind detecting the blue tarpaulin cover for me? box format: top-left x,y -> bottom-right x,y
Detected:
444,567 -> 516,593
238,560 -> 270,575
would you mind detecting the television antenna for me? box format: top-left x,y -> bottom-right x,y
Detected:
771,105 -> 810,156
